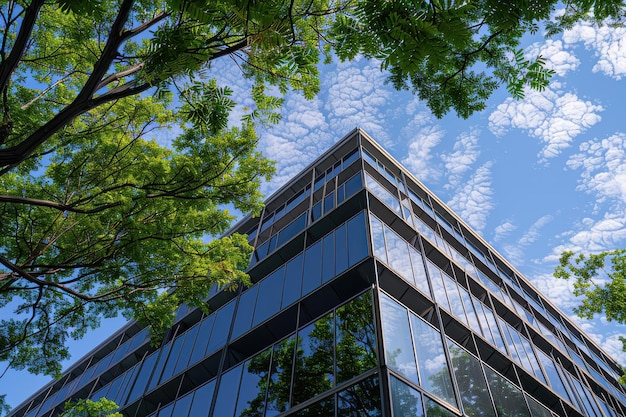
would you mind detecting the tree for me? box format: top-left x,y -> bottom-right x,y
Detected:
555,250 -> 626,363
60,398 -> 122,417
1,0 -> 624,412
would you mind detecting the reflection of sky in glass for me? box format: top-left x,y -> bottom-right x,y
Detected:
365,173 -> 402,215
427,262 -> 450,312
384,225 -> 414,284
409,246 -> 431,297
370,215 -> 387,263
380,293 -> 418,384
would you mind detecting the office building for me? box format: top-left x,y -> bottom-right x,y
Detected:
10,128 -> 626,417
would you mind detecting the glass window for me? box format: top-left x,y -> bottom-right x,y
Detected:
189,314 -> 215,365
266,335 -> 296,416
302,240 -> 323,296
337,183 -> 346,204
235,349 -> 272,416
292,313 -> 335,405
366,173 -> 401,215
525,393 -> 552,417
370,215 -> 387,263
409,246 -> 430,296
442,273 -> 467,326
207,300 -> 235,354
479,302 -> 507,353
411,314 -> 457,407
347,212 -> 368,266
174,324 -> 200,375
188,379 -> 215,417
232,285 -> 259,339
322,232 -> 335,283
212,364 -> 243,417
484,367 -> 530,417
344,172 -> 362,198
458,287 -> 481,335
254,266 -> 285,326
324,191 -> 335,213
276,212 -> 307,247
343,148 -> 359,167
159,333 -> 185,383
292,396 -> 335,416
127,352 -> 158,403
311,201 -> 322,222
363,149 -> 377,167
147,341 -> 172,391
447,340 -> 495,417
156,402 -> 174,417
424,397 -> 457,417
336,293 -> 377,383
335,223 -> 349,275
337,376 -> 382,417
427,262 -> 450,312
282,253 -> 303,308
379,293 -> 418,384
384,225 -> 414,284
390,376 -> 424,417
173,391 -> 193,416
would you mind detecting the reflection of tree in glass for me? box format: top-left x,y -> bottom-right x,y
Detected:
337,376 -> 381,416
237,292 -> 378,416
336,293 -> 377,383
424,396 -> 457,417
483,367 -> 530,417
389,376 -> 424,417
446,342 -> 495,417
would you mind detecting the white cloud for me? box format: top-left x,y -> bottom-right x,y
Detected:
441,128 -> 481,189
488,82 -> 603,161
529,272 -> 580,310
519,215 -> 554,246
446,162 -> 494,232
401,123 -> 446,182
562,21 -> 626,79
494,221 -> 517,242
323,57 -> 393,147
567,133 -> 626,204
525,39 -> 580,76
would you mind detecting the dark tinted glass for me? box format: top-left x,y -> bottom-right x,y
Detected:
336,293 -> 377,383
254,266 -> 285,326
390,376 -> 424,416
189,315 -> 215,365
344,173 -> 362,198
266,335 -> 296,416
324,191 -> 335,213
335,223 -> 349,276
337,184 -> 345,204
156,402 -> 174,417
207,300 -> 235,354
281,253 -> 303,308
347,212 -> 368,266
212,364 -> 243,417
292,314 -> 334,405
411,314 -> 456,407
484,367 -> 530,417
291,396 -> 334,416
302,241 -> 322,296
189,380 -> 215,417
127,352 -> 158,403
159,333 -> 185,383
232,286 -> 259,339
147,341 -> 172,391
525,394 -> 552,417
235,349 -> 272,417
379,293 -> 418,384
337,376 -> 382,417
311,201 -> 322,222
277,212 -> 307,247
447,340 -> 495,417
322,232 -> 335,283
174,324 -> 200,375
173,392 -> 193,415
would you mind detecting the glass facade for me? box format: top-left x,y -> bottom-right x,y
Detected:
11,129 -> 626,417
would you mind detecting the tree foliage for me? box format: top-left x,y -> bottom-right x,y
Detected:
555,250 -> 626,355
0,0 -> 625,413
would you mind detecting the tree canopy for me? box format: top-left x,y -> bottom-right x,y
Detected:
1,0 -> 625,413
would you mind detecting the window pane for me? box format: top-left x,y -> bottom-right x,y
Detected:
337,376 -> 382,417
370,215 -> 387,263
189,380 -> 215,417
379,293 -> 418,384
207,300 -> 235,353
525,393 -> 552,417
484,367 -> 530,417
447,340 -> 495,417
212,364 -> 243,417
189,315 -> 215,365
291,396 -> 335,416
424,397 -> 456,417
282,253 -> 304,308
384,225 -> 414,284
390,376 -> 424,417
302,241 -> 323,296
254,267 -> 285,326
347,212 -> 368,267
292,314 -> 335,405
159,333 -> 185,383
410,314 -> 457,407
336,293 -> 377,383
173,392 -> 193,416
266,336 -> 296,416
174,324 -> 200,375
409,246 -> 430,296
324,191 -> 335,212
335,223 -> 349,275
442,273 -> 466,325
427,262 -> 450,312
235,349 -> 272,417
231,286 -> 259,339
536,349 -> 571,402
322,232 -> 335,283
344,172 -> 362,198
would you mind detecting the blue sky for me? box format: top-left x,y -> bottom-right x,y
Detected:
4,15 -> 626,412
